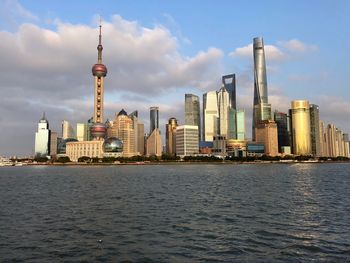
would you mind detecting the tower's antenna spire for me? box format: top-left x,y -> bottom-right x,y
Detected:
97,15 -> 103,63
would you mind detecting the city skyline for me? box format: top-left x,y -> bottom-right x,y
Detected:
1,0 -> 350,156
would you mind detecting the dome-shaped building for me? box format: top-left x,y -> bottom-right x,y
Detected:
103,137 -> 123,157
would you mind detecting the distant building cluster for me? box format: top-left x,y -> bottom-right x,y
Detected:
34,29 -> 350,160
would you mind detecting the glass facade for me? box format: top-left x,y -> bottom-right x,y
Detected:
274,111 -> 290,152
150,106 -> 159,133
222,74 -> 236,109
236,110 -> 246,140
185,94 -> 200,140
252,37 -> 271,140
309,104 -> 321,156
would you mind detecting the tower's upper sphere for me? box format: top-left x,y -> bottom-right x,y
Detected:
92,63 -> 107,77
90,122 -> 106,139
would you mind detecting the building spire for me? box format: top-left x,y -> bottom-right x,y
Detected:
97,17 -> 103,64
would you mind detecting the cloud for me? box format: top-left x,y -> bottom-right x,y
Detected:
229,43 -> 286,61
278,39 -> 318,53
229,38 -> 318,62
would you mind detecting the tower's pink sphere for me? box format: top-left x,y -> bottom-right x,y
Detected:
92,63 -> 107,77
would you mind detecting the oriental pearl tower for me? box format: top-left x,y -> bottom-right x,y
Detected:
90,23 -> 108,140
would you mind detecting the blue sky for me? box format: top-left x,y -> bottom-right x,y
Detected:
0,0 -> 349,156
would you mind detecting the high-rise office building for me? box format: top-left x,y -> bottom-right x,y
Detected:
50,131 -> 58,158
320,121 -> 328,157
109,109 -> 136,157
227,108 -> 237,139
255,120 -> 278,156
166,117 -> 178,155
290,100 -> 311,155
236,109 -> 246,140
76,123 -> 88,142
274,111 -> 290,152
252,37 -> 272,140
176,125 -> 199,156
34,113 -> 51,157
146,128 -> 162,157
90,23 -> 108,140
309,104 -> 322,156
326,124 -> 337,157
129,111 -> 144,155
222,74 -> 236,109
185,94 -> 201,140
62,120 -> 74,139
150,106 -> 159,133
217,86 -> 230,138
203,91 -> 219,141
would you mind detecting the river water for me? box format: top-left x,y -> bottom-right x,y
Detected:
0,163 -> 349,262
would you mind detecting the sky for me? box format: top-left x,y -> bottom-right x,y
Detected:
0,0 -> 349,156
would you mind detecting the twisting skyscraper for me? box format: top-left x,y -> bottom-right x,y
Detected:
185,94 -> 200,140
90,23 -> 107,140
252,37 -> 271,141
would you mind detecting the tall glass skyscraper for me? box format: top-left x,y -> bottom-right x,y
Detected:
309,104 -> 321,156
252,37 -> 271,140
185,94 -> 201,140
274,110 -> 290,152
222,74 -> 236,109
150,106 -> 159,133
236,110 -> 246,140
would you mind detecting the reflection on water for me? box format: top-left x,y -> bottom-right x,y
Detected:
0,163 -> 350,262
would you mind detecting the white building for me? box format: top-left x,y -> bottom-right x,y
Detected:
176,125 -> 199,156
35,114 -> 50,157
76,123 -> 88,141
203,91 -> 219,141
62,120 -> 75,139
217,86 -> 230,138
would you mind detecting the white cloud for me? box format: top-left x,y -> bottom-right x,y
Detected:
229,43 -> 286,61
278,39 -> 318,53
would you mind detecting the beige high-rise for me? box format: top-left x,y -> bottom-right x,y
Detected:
146,128 -> 162,157
109,110 -> 136,157
290,100 -> 311,155
255,120 -> 278,156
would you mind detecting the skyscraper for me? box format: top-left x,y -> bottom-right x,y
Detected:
62,120 -> 74,139
90,23 -> 107,140
166,117 -> 178,155
236,109 -> 246,140
76,123 -> 88,141
150,106 -> 159,133
274,111 -> 290,152
217,86 -> 230,138
255,120 -> 279,156
222,74 -> 236,109
146,128 -> 162,157
290,100 -> 311,155
109,109 -> 136,157
203,91 -> 219,141
309,104 -> 321,156
252,37 -> 271,140
185,94 -> 201,140
34,113 -> 51,157
175,125 -> 199,156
